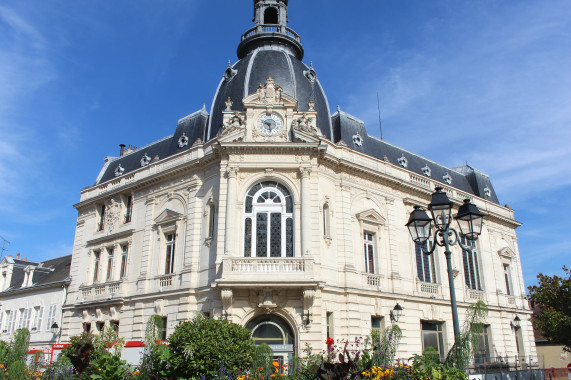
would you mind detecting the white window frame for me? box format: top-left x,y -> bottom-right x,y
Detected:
93,250 -> 101,283
461,237 -> 482,291
46,304 -> 57,332
243,182 -> 294,258
415,243 -> 437,283
165,233 -> 176,275
33,306 -> 44,332
364,232 -> 376,274
120,244 -> 128,278
106,247 -> 114,282
6,310 -> 16,334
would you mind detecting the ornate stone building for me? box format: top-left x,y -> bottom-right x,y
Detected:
63,0 -> 535,364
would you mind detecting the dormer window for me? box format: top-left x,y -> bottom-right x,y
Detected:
483,187 -> 491,198
443,173 -> 452,185
398,155 -> 408,168
421,165 -> 432,177
352,134 -> 363,147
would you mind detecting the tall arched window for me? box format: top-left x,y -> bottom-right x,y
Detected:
244,181 -> 294,257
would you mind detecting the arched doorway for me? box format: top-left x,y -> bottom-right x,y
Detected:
246,314 -> 295,367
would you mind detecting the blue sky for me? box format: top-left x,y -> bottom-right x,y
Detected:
0,1 -> 569,288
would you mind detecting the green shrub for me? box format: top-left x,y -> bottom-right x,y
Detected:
168,314 -> 256,378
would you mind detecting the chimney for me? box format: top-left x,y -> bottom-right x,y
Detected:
119,144 -> 126,156
24,257 -> 27,261
16,253 -> 20,259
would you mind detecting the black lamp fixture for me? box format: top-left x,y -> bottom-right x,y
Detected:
390,303 -> 403,323
511,315 -> 521,329
304,309 -> 312,326
51,322 -> 59,335
406,187 -> 485,343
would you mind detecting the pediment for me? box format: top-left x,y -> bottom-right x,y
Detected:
154,209 -> 182,225
356,209 -> 386,225
498,246 -> 516,260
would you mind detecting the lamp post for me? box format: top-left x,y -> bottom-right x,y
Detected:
406,187 -> 484,343
390,303 -> 403,323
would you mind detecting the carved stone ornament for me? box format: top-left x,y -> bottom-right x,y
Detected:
308,98 -> 316,111
353,134 -> 363,147
292,113 -> 321,136
140,153 -> 151,167
221,289 -> 233,311
256,77 -> 283,105
303,289 -> 315,310
114,164 -> 125,177
104,199 -> 120,233
225,97 -> 233,111
220,113 -> 246,136
397,155 -> 408,168
178,133 -> 189,148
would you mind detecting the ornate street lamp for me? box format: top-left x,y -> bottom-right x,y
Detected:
406,187 -> 484,342
51,322 -> 59,335
390,303 -> 403,323
511,315 -> 521,329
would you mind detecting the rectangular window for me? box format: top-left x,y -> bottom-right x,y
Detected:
165,234 -> 176,275
93,251 -> 101,283
326,312 -> 334,339
461,237 -> 481,290
474,325 -> 491,363
98,204 -> 106,231
416,243 -> 437,283
46,304 -> 57,332
96,321 -> 105,333
106,247 -> 114,281
33,307 -> 44,331
124,195 -> 133,223
208,204 -> 216,238
160,317 -> 168,340
503,264 -> 512,296
110,320 -> 119,332
6,310 -> 16,334
364,232 -> 375,274
323,204 -> 330,237
421,321 -> 445,361
83,322 -> 91,333
120,245 -> 128,278
18,308 -> 31,330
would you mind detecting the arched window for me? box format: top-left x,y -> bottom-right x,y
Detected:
263,7 -> 279,24
244,181 -> 294,257
323,203 -> 330,237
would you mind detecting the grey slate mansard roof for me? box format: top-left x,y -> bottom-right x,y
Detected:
2,255 -> 72,293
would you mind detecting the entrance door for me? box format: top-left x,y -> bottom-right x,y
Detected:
246,315 -> 295,370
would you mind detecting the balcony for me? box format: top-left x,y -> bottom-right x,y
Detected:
79,281 -> 124,304
417,281 -> 441,296
466,289 -> 486,302
217,257 -> 316,288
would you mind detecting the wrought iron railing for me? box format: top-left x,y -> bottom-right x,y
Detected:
240,25 -> 301,42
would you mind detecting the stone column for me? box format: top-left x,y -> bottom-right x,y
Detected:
225,166 -> 239,255
300,167 -> 311,256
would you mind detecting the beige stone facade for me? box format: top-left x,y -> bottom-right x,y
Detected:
62,85 -> 535,362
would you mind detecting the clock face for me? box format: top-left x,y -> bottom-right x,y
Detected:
257,113 -> 283,136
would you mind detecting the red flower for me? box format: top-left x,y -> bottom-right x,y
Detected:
326,337 -> 334,346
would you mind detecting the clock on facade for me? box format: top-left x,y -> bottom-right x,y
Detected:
257,113 -> 283,136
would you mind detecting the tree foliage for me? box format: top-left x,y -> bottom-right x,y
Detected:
168,314 -> 256,378
528,266 -> 571,351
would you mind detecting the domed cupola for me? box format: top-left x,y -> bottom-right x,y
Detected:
238,0 -> 303,60
207,0 -> 333,141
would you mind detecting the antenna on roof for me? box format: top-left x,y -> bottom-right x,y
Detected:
0,236 -> 10,261
377,92 -> 383,140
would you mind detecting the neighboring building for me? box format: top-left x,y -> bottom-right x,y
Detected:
62,0 -> 536,364
531,302 -> 569,377
0,253 -> 71,352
